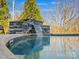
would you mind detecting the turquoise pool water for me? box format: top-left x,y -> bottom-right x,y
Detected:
6,35 -> 79,59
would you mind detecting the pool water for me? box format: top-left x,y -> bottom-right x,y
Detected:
6,36 -> 79,59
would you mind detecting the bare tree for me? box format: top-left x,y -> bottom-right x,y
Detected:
52,2 -> 79,32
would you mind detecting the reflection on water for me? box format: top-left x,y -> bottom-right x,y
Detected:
50,36 -> 79,59
6,35 -> 50,59
6,36 -> 79,59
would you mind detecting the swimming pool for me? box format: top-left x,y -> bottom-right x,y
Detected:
6,35 -> 79,59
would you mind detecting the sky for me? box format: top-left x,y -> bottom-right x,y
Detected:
8,0 -> 58,14
8,0 -> 57,9
7,0 -> 59,24
7,0 -> 79,24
